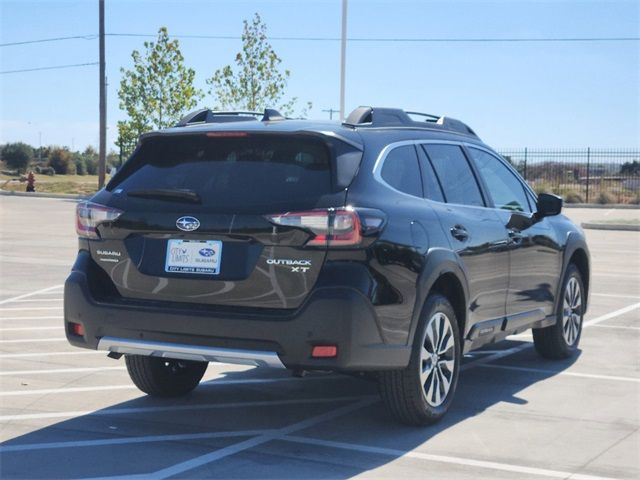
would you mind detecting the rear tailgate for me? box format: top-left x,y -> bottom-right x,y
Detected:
89,131 -> 362,309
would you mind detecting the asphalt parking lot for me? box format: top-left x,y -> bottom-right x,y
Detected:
0,195 -> 638,479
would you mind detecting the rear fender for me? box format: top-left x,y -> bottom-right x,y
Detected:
408,247 -> 470,347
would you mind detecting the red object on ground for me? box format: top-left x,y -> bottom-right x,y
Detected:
26,171 -> 36,192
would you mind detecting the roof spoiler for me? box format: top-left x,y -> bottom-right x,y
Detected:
175,108 -> 286,127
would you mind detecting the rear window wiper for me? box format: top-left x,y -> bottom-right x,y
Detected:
126,188 -> 202,204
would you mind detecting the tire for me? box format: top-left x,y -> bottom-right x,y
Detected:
533,264 -> 585,359
125,355 -> 208,397
379,294 -> 461,426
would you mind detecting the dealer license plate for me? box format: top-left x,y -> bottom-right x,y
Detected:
165,239 -> 222,275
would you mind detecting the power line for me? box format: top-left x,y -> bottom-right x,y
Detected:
1,33 -> 638,48
0,62 -> 99,75
106,33 -> 640,43
0,35 -> 97,47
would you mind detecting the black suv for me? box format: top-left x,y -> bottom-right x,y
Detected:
65,106 -> 590,425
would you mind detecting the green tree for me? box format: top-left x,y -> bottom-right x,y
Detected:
1,142 -> 33,173
82,146 -> 99,175
48,147 -> 76,175
207,13 -> 310,116
75,155 -> 87,175
117,27 -> 202,157
620,160 -> 640,176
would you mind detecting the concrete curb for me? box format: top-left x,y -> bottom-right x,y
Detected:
0,190 -> 89,200
581,222 -> 640,232
565,203 -> 640,209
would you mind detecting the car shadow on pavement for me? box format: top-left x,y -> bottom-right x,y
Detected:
0,339 -> 581,479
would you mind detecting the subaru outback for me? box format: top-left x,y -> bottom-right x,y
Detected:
64,106 -> 590,425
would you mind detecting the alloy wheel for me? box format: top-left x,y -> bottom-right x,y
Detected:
420,312 -> 456,407
562,277 -> 582,346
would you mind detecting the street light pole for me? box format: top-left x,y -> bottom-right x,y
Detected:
98,0 -> 106,188
339,0 -> 348,121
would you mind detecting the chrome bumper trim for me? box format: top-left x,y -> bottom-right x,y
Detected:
96,336 -> 285,368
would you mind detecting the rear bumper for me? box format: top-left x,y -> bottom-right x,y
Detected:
64,251 -> 411,371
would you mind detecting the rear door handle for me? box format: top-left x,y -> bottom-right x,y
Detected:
508,229 -> 525,244
450,225 -> 469,242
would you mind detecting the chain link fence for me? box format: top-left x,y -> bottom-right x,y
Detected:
497,148 -> 640,204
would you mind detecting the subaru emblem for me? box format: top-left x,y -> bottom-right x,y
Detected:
176,216 -> 200,232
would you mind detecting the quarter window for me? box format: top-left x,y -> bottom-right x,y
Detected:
380,145 -> 423,197
422,144 -> 484,207
416,146 -> 445,202
468,148 -> 531,212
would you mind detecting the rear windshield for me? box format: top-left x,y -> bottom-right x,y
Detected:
108,134 -> 332,210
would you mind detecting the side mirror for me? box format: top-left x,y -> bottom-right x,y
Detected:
536,193 -> 562,218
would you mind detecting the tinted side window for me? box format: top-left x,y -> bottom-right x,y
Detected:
416,146 -> 445,202
422,144 -> 484,206
468,148 -> 531,212
380,145 -> 423,197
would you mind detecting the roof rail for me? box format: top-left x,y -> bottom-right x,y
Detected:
175,108 -> 286,127
343,106 -> 478,138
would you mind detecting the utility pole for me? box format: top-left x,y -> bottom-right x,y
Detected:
339,0 -> 348,121
322,108 -> 339,120
98,0 -> 106,188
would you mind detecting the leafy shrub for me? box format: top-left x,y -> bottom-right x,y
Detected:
564,191 -> 584,204
85,157 -> 98,175
1,142 -> 33,173
48,148 -> 76,175
532,182 -> 553,194
75,156 -> 87,175
595,191 -> 616,204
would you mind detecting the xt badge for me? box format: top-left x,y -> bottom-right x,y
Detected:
266,258 -> 312,273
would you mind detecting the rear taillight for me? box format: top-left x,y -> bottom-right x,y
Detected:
76,201 -> 123,239
265,208 -> 362,247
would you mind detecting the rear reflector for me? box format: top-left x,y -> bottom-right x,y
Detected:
76,201 -> 123,239
70,323 -> 85,336
265,208 -> 362,247
311,345 -> 338,358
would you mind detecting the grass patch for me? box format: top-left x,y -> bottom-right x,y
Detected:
0,174 -> 106,195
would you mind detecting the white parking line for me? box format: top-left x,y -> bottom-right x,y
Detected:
0,366 -> 126,376
478,364 -> 640,383
148,398 -> 378,480
0,316 -> 62,321
0,395 -> 374,422
0,337 -> 67,344
10,299 -> 63,303
0,307 -> 62,312
0,374 -> 343,396
591,292 -> 640,300
590,324 -> 640,331
0,351 -> 103,359
0,385 -> 134,397
280,435 -> 616,480
0,429 -> 272,453
584,302 -> 640,327
0,285 -> 63,305
0,326 -> 61,332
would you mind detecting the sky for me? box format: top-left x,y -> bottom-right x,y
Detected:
0,0 -> 638,152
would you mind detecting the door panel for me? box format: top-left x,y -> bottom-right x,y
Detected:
495,211 -> 563,318
465,147 -> 563,320
429,202 -> 510,329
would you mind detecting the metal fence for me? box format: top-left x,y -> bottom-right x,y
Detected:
497,148 -> 640,204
